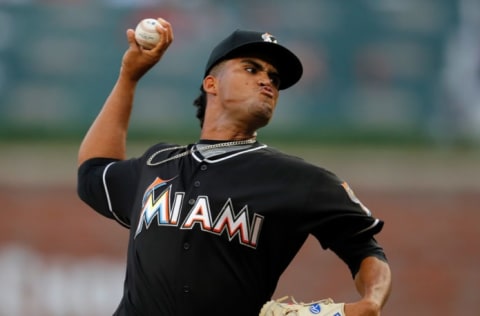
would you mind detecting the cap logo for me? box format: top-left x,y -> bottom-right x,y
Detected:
261,32 -> 277,43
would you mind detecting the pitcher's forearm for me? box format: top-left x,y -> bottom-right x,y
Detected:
77,76 -> 137,165
78,20 -> 173,166
355,256 -> 392,308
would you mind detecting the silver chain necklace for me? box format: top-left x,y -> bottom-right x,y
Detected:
146,138 -> 257,166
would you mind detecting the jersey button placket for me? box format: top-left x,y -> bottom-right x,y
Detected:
180,237 -> 193,299
182,166 -> 204,298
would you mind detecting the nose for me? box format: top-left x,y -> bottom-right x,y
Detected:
258,72 -> 272,87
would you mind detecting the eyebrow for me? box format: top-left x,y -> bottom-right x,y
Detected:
240,58 -> 279,77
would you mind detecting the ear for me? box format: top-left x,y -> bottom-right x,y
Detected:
203,75 -> 217,95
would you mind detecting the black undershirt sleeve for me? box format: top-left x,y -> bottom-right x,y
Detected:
328,235 -> 388,278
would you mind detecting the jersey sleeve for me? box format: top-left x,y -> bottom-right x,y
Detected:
301,169 -> 387,276
77,157 -> 141,228
305,169 -> 384,249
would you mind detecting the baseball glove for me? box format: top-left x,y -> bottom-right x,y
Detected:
259,296 -> 345,316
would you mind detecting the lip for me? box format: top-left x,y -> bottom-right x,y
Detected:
260,86 -> 274,98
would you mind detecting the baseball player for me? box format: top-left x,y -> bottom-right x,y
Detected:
77,18 -> 391,316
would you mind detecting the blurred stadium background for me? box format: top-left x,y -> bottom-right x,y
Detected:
0,1 -> 479,315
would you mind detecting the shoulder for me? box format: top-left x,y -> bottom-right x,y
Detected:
255,145 -> 305,164
138,142 -> 186,162
143,142 -> 184,155
255,145 -> 340,182
258,145 -> 330,169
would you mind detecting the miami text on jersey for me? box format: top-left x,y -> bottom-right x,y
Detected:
135,177 -> 264,249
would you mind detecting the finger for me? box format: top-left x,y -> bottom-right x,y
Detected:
147,20 -> 173,53
156,17 -> 174,44
126,29 -> 140,50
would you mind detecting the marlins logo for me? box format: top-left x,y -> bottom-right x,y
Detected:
341,181 -> 371,215
261,32 -> 277,43
135,177 -> 177,238
135,177 -> 265,248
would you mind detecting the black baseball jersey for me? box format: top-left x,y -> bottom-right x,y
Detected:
77,140 -> 386,316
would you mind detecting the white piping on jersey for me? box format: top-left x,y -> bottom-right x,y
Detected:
103,161 -> 131,228
353,218 -> 380,236
196,143 -> 253,158
191,144 -> 267,163
147,139 -> 257,166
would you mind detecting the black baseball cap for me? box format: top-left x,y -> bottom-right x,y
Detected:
204,29 -> 303,90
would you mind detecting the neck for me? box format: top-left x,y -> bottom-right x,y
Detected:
200,129 -> 257,142
200,105 -> 260,141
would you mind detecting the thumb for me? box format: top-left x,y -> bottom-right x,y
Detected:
126,29 -> 139,49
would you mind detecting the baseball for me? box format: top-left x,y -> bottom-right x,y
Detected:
134,18 -> 161,49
